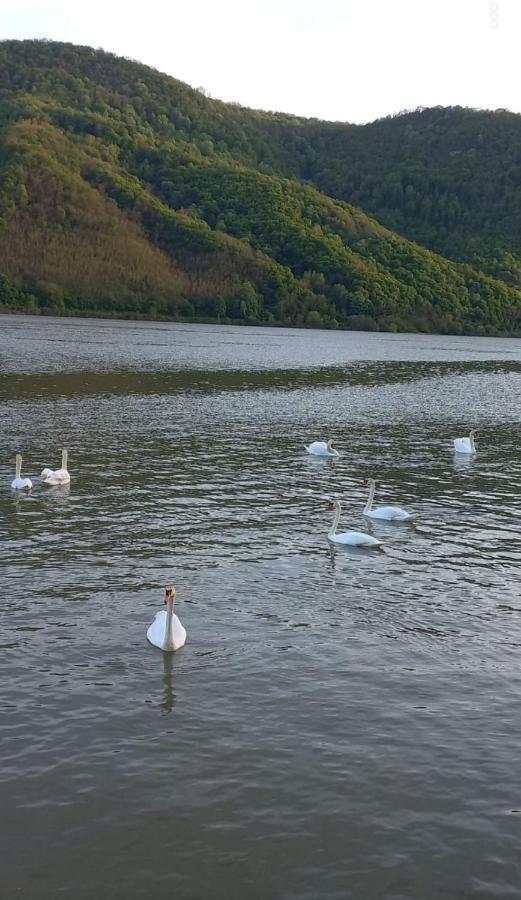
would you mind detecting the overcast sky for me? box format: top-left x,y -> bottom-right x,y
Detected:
1,0 -> 518,123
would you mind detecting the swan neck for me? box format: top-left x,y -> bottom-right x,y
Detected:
364,481 -> 375,513
61,449 -> 68,470
15,455 -> 21,479
469,433 -> 475,451
163,599 -> 175,650
329,501 -> 341,536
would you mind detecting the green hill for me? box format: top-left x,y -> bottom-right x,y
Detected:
302,106 -> 521,290
0,38 -> 520,335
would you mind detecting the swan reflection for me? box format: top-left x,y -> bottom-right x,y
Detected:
161,652 -> 176,712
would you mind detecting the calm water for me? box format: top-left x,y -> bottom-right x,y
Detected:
1,315 -> 521,900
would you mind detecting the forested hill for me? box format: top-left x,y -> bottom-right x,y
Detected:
0,40 -> 520,336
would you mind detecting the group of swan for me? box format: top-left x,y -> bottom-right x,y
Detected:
11,432 -> 478,652
307,431 -> 478,460
10,451 -> 184,654
310,429 -> 477,549
326,478 -> 414,549
10,450 -> 70,491
308,437 -> 417,549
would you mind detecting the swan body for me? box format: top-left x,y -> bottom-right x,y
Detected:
306,439 -> 339,458
147,586 -> 186,652
453,431 -> 476,455
362,478 -> 414,521
326,500 -> 382,548
11,454 -> 32,491
41,449 -> 70,485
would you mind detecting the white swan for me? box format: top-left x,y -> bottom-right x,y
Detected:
326,500 -> 382,547
147,586 -> 187,652
453,430 -> 476,455
362,478 -> 415,521
11,454 -> 32,491
306,439 -> 339,458
41,449 -> 70,485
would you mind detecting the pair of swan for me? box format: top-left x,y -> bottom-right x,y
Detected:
453,430 -> 476,455
10,450 -> 70,491
307,432 -> 478,459
306,439 -> 339,458
326,479 -> 415,547
147,586 -> 186,652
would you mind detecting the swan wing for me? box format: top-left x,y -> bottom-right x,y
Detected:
307,441 -> 339,456
11,476 -> 32,490
330,531 -> 382,546
43,468 -> 70,485
454,437 -> 473,454
147,609 -> 167,649
366,506 -> 412,520
307,441 -> 327,455
172,615 -> 187,650
147,611 -> 186,651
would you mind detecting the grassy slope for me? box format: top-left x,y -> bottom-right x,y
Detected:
0,40 -> 519,334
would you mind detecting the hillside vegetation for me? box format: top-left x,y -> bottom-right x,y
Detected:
0,39 -> 520,335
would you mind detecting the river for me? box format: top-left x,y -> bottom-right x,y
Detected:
1,315 -> 521,899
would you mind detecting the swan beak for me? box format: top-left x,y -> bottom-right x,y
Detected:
325,501 -> 334,511
164,585 -> 176,603
362,479 -> 368,486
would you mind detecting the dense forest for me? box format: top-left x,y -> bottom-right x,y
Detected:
0,39 -> 520,335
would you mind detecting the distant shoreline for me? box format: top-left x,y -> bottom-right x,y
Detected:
1,307 -> 520,339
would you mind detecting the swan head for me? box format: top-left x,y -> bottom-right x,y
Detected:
362,478 -> 375,487
469,430 -> 477,438
326,439 -> 336,451
41,468 -> 53,480
164,585 -> 176,604
325,499 -> 340,512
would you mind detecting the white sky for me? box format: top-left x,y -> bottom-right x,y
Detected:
0,0 -> 519,123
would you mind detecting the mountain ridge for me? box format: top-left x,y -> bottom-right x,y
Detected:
0,39 -> 520,335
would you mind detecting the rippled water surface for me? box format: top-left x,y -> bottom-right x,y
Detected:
1,316 -> 521,899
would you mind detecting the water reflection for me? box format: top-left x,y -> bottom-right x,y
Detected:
160,652 -> 176,713
305,454 -> 339,471
2,320 -> 521,900
41,484 -> 71,504
453,453 -> 476,472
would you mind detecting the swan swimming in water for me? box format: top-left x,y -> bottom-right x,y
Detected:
11,454 -> 32,491
306,439 -> 339,458
453,430 -> 477,455
362,478 -> 415,521
147,586 -> 187,652
41,449 -> 70,485
326,500 -> 382,548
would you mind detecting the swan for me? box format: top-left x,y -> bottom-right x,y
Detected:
362,478 -> 415,521
453,430 -> 477,455
326,500 -> 382,548
147,586 -> 187,652
306,439 -> 339,458
41,449 -> 70,485
11,454 -> 32,491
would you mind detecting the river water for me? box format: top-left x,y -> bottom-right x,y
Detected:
1,315 -> 521,899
